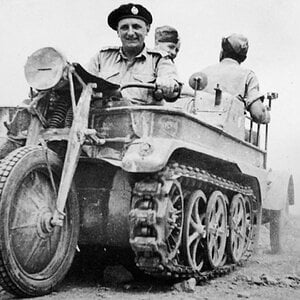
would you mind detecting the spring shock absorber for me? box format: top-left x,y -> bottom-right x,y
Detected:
48,97 -> 69,128
65,108 -> 73,128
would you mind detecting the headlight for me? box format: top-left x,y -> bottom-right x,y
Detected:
24,47 -> 67,90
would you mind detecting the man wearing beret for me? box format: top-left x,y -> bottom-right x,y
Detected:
201,33 -> 270,124
87,3 -> 180,105
155,25 -> 181,61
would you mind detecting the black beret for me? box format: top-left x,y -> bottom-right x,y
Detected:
108,3 -> 153,30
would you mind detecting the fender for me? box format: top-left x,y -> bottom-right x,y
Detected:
264,169 -> 294,210
121,136 -> 245,173
121,137 -> 177,173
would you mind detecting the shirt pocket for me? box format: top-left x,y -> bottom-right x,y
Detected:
100,71 -> 120,83
132,73 -> 156,84
131,73 -> 156,104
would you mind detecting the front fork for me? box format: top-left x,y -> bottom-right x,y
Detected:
51,84 -> 94,226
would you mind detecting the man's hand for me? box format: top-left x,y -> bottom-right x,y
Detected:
262,105 -> 271,123
156,78 -> 180,100
249,100 -> 271,124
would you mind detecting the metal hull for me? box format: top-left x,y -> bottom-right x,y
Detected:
70,106 -> 268,247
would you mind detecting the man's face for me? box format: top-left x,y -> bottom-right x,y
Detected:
157,42 -> 180,60
117,18 -> 149,51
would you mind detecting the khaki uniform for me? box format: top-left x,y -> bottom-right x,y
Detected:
201,58 -> 262,109
87,46 -> 179,104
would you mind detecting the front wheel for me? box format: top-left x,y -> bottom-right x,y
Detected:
0,146 -> 79,297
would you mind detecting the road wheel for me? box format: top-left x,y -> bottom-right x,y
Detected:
205,191 -> 227,268
228,194 -> 246,263
243,196 -> 254,255
182,189 -> 207,271
0,146 -> 79,297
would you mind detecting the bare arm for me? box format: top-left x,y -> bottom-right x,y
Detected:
155,56 -> 181,100
245,71 -> 270,124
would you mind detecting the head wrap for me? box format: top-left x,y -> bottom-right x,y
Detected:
155,25 -> 179,44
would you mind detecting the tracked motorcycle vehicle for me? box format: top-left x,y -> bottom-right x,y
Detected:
0,47 -> 294,297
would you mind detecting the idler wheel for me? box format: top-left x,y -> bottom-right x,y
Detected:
205,191 -> 227,268
182,190 -> 207,271
228,194 -> 246,263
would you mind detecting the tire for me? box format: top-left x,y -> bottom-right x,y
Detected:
269,210 -> 283,254
269,198 -> 288,254
269,192 -> 289,254
269,175 -> 293,254
0,138 -> 22,160
0,146 -> 79,297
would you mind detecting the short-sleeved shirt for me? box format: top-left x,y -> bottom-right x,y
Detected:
201,58 -> 262,109
87,46 -> 179,104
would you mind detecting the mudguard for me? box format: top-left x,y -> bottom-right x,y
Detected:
121,136 -> 242,174
264,169 -> 294,210
0,106 -> 29,159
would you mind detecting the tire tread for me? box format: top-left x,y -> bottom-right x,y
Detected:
0,146 -> 51,296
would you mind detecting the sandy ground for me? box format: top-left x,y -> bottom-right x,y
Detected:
1,214 -> 300,300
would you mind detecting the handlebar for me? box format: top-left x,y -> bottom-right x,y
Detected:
120,82 -> 180,102
120,83 -> 156,91
120,82 -> 165,101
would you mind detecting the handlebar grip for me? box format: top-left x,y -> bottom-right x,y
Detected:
120,83 -> 156,91
174,84 -> 181,94
120,82 -> 181,102
154,84 -> 181,102
153,88 -> 164,101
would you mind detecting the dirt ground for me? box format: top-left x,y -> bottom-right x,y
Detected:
1,214 -> 300,300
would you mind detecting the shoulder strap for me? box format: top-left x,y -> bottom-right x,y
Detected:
100,46 -> 120,52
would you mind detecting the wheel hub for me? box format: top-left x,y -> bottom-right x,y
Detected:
196,224 -> 206,238
37,208 -> 54,239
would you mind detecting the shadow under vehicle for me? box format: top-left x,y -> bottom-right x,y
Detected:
0,47 -> 294,297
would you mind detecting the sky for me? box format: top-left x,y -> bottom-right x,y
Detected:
0,0 -> 300,211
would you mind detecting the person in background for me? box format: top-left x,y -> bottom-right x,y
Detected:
154,25 -> 181,61
155,25 -> 194,97
87,3 -> 180,105
201,33 -> 270,124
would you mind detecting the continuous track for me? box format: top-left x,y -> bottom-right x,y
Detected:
129,162 -> 259,283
